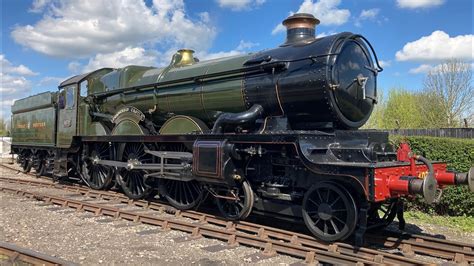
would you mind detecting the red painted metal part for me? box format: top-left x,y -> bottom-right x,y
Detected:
396,142 -> 411,162
373,162 -> 455,202
373,142 -> 456,202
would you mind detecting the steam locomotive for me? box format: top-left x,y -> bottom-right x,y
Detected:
10,13 -> 473,243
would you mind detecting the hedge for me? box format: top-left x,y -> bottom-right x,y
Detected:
390,136 -> 474,216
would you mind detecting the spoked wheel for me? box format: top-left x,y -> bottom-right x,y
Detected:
215,180 -> 254,220
159,180 -> 203,210
116,143 -> 154,199
20,154 -> 32,173
32,155 -> 45,177
367,199 -> 398,230
39,155 -> 53,177
302,182 -> 358,242
82,142 -> 115,190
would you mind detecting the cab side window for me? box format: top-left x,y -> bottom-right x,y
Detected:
80,81 -> 88,98
66,87 -> 75,109
58,89 -> 66,109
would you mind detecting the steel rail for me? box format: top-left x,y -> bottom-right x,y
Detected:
0,241 -> 75,266
1,164 -> 472,264
0,178 -> 426,265
366,232 -> 474,263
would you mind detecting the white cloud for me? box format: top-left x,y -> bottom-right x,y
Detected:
68,61 -> 82,73
197,39 -> 257,60
29,0 -> 53,13
12,0 -> 216,58
0,73 -> 31,95
81,39 -> 259,72
409,62 -> 474,74
297,0 -> 350,26
198,12 -> 211,23
0,54 -> 38,76
82,47 -> 160,72
397,0 -> 444,9
355,8 -> 380,27
409,64 -> 434,74
236,40 -> 259,50
0,72 -> 32,118
216,0 -> 265,11
396,31 -> 474,62
198,50 -> 245,61
38,76 -> 66,87
272,24 -> 286,35
360,8 -> 379,19
379,60 -> 391,68
272,0 -> 350,35
0,55 -> 36,118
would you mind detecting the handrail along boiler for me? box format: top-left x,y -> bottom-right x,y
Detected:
10,13 -> 473,243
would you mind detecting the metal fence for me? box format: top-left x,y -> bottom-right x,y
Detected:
383,128 -> 473,139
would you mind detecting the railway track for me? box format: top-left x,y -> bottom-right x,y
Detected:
0,241 -> 74,266
366,231 -> 473,263
1,163 -> 473,264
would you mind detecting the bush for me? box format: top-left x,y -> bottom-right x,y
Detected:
390,136 -> 474,216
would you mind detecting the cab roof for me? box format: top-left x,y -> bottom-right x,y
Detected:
58,68 -> 113,88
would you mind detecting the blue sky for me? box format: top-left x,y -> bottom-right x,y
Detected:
1,0 -> 473,119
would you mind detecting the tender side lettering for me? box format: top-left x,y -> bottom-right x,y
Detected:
32,122 -> 47,128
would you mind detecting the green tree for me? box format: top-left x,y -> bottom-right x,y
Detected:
382,88 -> 424,129
0,118 -> 6,136
363,90 -> 385,129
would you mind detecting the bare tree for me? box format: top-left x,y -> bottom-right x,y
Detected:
421,59 -> 473,127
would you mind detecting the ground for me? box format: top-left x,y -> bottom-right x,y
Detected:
0,165 -> 300,265
0,162 -> 473,265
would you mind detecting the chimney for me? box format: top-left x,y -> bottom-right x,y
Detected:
282,13 -> 320,45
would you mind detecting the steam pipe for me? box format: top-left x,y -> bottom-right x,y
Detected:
212,104 -> 264,134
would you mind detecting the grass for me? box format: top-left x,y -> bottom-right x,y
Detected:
405,210 -> 474,233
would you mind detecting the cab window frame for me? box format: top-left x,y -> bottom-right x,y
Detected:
65,86 -> 76,109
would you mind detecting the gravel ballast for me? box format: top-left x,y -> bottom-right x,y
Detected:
0,167 -> 300,265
